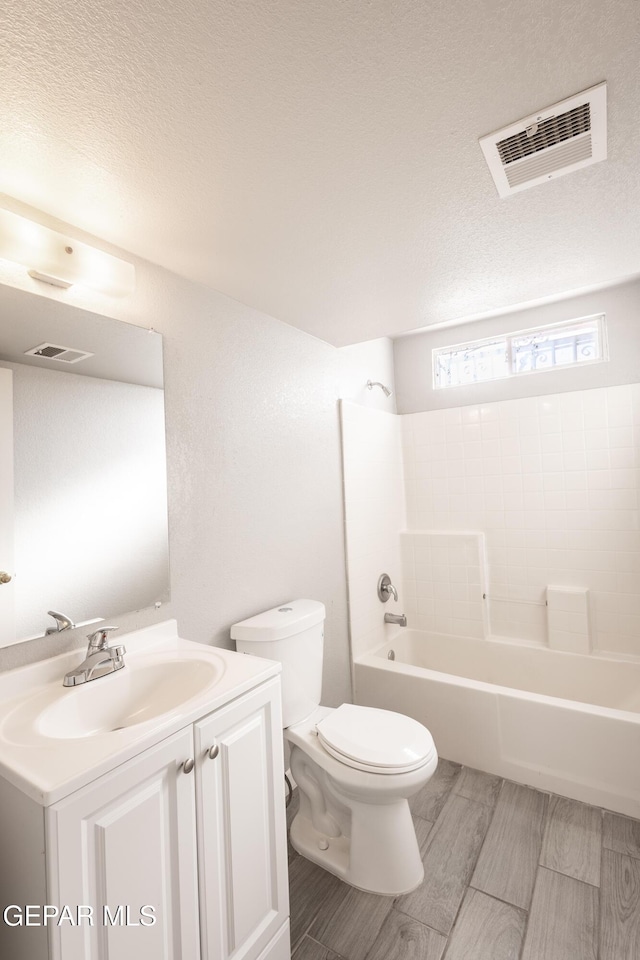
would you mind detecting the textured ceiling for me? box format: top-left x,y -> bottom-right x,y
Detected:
1,0 -> 639,345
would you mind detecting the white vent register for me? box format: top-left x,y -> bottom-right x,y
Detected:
24,342 -> 94,364
479,82 -> 607,197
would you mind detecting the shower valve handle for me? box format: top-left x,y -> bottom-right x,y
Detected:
377,574 -> 398,603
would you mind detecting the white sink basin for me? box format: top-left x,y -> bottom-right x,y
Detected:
0,621 -> 281,805
37,657 -> 222,738
2,652 -> 225,744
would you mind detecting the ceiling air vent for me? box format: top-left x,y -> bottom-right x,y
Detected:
479,82 -> 607,198
24,342 -> 94,364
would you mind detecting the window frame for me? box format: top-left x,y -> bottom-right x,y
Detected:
432,313 -> 608,390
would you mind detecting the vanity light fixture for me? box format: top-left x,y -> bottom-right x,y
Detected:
0,208 -> 135,297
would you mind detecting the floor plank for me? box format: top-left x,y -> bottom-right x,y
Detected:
603,812 -> 640,861
540,795 -> 601,886
396,794 -> 492,935
363,908 -> 446,960
413,816 -> 434,857
454,767 -> 502,808
288,855 -> 349,950
599,849 -> 640,960
444,889 -> 526,960
309,885 -> 394,960
293,936 -> 344,960
471,780 -> 547,909
409,758 -> 461,821
521,867 -> 599,960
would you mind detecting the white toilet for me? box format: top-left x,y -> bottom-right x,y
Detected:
231,599 -> 438,895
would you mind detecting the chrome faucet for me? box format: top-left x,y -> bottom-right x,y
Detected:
63,626 -> 126,687
377,574 -> 398,602
46,610 -> 76,634
384,612 -> 407,627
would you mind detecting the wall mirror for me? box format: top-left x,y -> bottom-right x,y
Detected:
0,283 -> 169,647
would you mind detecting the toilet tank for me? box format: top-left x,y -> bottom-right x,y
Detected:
231,599 -> 325,727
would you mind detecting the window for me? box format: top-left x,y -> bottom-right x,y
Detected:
433,314 -> 606,389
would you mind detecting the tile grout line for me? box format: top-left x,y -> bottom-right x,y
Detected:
515,783 -> 552,960
466,883 -> 532,913
302,932 -> 349,960
516,864 -> 537,960
597,807 -> 605,960
436,776 -> 507,950
392,901 -> 451,940
534,861 -> 601,889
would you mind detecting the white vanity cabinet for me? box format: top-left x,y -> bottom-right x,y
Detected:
194,678 -> 289,960
1,674 -> 290,960
47,726 -> 201,960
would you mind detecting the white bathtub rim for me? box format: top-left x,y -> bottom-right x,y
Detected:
357,642 -> 640,726
386,625 -> 640,665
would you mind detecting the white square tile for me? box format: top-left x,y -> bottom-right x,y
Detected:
586,449 -> 610,471
610,468 -> 635,489
502,456 -> 523,474
461,405 -> 481,424
585,428 -> 610,450
563,450 -> 587,471
463,423 -> 482,442
541,433 -> 563,453
443,407 -> 462,425
480,404 -> 499,421
582,391 -> 608,428
542,453 -> 564,472
609,426 -> 634,448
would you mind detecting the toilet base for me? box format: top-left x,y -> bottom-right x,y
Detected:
286,710 -> 437,895
289,796 -> 425,896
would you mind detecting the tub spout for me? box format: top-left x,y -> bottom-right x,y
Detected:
384,612 -> 407,627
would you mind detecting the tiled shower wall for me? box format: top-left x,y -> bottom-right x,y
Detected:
402,384 -> 640,657
400,531 -> 487,639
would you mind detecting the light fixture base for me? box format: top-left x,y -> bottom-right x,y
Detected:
27,270 -> 73,289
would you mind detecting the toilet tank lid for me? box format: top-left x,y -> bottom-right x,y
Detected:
231,599 -> 325,642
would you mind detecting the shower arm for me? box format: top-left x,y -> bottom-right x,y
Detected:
366,380 -> 392,398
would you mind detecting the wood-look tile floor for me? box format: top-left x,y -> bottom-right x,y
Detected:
287,760 -> 640,960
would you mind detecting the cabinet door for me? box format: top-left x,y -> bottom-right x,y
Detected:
195,677 -> 289,960
47,727 -> 200,960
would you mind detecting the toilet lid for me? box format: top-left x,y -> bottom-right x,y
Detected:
316,704 -> 435,773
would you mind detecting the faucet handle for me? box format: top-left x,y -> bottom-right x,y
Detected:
87,625 -> 119,651
377,574 -> 398,603
46,610 -> 76,634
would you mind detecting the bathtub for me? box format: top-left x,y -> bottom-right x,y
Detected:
355,630 -> 640,818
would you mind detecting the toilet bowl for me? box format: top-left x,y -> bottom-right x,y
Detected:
231,599 -> 438,895
287,704 -> 437,894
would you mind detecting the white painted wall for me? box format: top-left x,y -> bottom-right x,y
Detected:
0,198 -> 393,709
2,362 -> 168,641
393,279 -> 640,414
338,339 -> 396,412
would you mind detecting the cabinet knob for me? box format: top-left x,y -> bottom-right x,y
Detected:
208,744 -> 219,761
0,572 -> 12,585
181,758 -> 195,774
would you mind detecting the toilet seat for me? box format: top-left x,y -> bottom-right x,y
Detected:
316,703 -> 436,775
